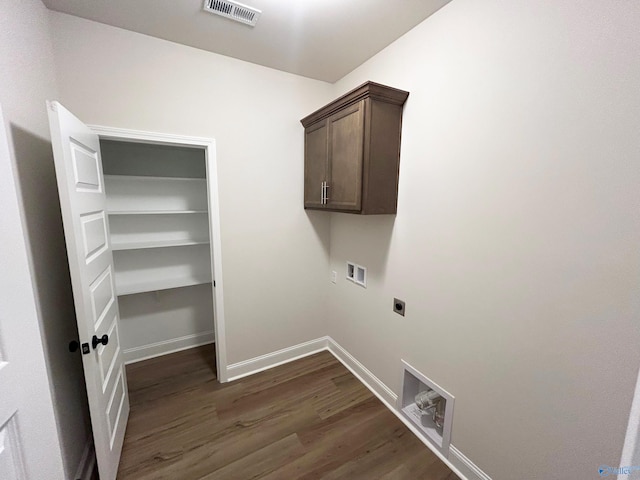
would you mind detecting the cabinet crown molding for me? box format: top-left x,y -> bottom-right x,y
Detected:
301,81 -> 409,128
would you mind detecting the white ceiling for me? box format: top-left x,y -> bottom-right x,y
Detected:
41,0 -> 451,82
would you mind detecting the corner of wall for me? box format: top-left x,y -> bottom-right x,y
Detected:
0,1 -> 91,478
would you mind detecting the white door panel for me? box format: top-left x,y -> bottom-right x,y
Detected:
48,101 -> 129,480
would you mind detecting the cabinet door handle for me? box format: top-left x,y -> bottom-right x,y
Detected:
320,181 -> 324,204
325,183 -> 329,203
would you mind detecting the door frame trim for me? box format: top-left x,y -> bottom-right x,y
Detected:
88,125 -> 229,382
619,364 -> 640,477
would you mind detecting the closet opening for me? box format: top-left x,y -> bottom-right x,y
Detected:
49,102 -> 229,478
94,128 -> 227,382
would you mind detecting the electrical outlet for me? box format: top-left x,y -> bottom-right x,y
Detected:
331,271 -> 337,283
393,298 -> 406,316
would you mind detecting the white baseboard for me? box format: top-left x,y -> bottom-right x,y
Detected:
226,337 -> 328,382
123,331 -> 215,364
73,436 -> 95,480
223,335 -> 491,480
326,337 -> 397,407
449,445 -> 493,480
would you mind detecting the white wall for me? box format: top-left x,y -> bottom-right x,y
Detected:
48,12 -> 334,366
0,1 -> 90,478
327,1 -> 640,479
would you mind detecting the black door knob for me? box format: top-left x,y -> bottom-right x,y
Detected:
92,334 -> 109,349
69,340 -> 79,352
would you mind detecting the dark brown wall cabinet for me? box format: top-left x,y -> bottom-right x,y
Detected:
301,81 -> 409,214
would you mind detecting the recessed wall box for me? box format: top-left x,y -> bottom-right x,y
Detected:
399,360 -> 454,455
346,261 -> 366,288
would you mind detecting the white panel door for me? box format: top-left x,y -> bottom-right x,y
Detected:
48,101 -> 129,480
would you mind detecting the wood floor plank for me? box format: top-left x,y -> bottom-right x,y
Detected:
311,371 -> 373,420
116,345 -> 458,480
263,402 -> 409,480
133,405 -> 320,480
215,368 -> 341,421
318,428 -> 418,480
199,433 -> 307,480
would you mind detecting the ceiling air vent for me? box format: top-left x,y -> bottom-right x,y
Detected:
203,0 -> 262,27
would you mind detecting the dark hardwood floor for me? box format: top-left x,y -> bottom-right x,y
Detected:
117,345 -> 459,479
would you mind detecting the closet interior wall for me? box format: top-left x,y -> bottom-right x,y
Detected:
100,140 -> 215,363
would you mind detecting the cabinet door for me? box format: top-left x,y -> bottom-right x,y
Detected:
327,101 -> 364,211
304,120 -> 328,209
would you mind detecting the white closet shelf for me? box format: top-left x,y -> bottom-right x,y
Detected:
111,239 -> 210,251
116,275 -> 211,296
104,174 -> 206,182
108,210 -> 208,215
